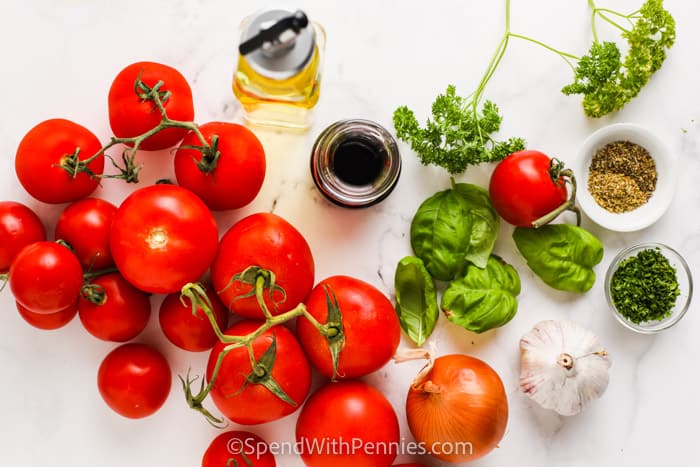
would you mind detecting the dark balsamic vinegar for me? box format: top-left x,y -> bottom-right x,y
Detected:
332,138 -> 386,186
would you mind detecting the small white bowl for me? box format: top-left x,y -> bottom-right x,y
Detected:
572,123 -> 677,232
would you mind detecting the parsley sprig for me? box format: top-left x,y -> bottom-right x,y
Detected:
393,0 -> 675,174
562,0 -> 676,117
393,0 -> 526,175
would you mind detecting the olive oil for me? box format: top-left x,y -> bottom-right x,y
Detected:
233,10 -> 325,130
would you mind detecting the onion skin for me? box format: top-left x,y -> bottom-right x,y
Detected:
406,354 -> 508,463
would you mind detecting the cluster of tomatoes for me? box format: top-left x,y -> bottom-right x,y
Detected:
1,61 -> 426,467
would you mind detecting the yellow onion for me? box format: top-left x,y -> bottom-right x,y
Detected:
405,353 -> 508,463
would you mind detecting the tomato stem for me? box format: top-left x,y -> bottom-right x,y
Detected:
0,273 -> 8,292
179,272 -> 347,425
61,76 -> 213,184
531,161 -> 581,228
82,266 -> 120,282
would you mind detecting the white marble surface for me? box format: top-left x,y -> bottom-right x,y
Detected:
1,0 -> 699,466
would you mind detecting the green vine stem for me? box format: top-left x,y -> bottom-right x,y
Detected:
532,158 -> 581,228
80,266 -> 121,305
0,273 -> 8,292
61,77 -> 214,184
178,268 -> 343,426
588,0 -> 640,41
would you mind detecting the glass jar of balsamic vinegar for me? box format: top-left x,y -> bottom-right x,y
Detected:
233,9 -> 325,130
311,120 -> 402,208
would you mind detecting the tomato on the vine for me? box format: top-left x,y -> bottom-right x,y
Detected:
108,61 -> 194,151
202,431 -> 277,467
297,275 -> 400,379
97,343 -> 171,419
296,380 -> 400,467
174,122 -> 266,211
9,241 -> 83,314
159,283 -> 229,352
55,197 -> 117,270
16,301 -> 78,331
211,213 -> 314,318
15,119 -> 104,204
78,273 -> 151,342
110,184 -> 218,294
488,149 -> 570,227
207,320 -> 311,425
0,201 -> 45,272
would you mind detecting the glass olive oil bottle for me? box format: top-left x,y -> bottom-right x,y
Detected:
233,9 -> 325,130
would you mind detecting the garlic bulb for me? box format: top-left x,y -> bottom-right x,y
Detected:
519,320 -> 611,416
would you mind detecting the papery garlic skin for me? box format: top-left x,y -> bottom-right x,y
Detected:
520,320 -> 611,416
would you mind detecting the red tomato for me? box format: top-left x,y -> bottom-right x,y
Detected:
16,300 -> 78,331
9,241 -> 83,314
207,320 -> 311,425
175,122 -> 266,211
55,197 -> 117,270
489,149 -> 568,227
296,380 -> 400,467
15,119 -> 104,203
392,464 -> 427,467
110,184 -> 218,294
108,61 -> 194,151
202,431 -> 277,467
211,213 -> 314,318
159,283 -> 229,352
78,273 -> 151,342
0,201 -> 45,272
297,275 -> 400,379
97,343 -> 171,419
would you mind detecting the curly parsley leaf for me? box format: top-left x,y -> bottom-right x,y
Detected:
393,85 -> 525,174
562,0 -> 676,118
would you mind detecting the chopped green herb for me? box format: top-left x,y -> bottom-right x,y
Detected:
610,247 -> 680,323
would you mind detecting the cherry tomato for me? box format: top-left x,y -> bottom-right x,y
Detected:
97,343 -> 171,419
297,275 -> 400,379
159,283 -> 229,352
202,431 -> 277,467
296,380 -> 400,467
15,119 -> 104,204
212,213 -> 314,318
0,201 -> 45,272
110,184 -> 218,294
16,300 -> 78,331
9,241 -> 83,314
489,149 -> 568,227
108,61 -> 194,151
55,197 -> 117,270
78,273 -> 151,342
207,320 -> 311,425
174,122 -> 266,211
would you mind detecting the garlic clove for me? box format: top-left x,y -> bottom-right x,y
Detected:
519,320 -> 611,416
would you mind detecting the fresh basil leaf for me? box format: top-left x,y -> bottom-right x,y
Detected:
394,256 -> 438,346
442,255 -> 521,333
513,224 -> 604,293
410,189 -> 473,281
454,182 -> 499,269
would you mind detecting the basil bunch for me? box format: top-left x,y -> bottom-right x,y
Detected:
396,183 -> 519,341
512,224 -> 604,293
